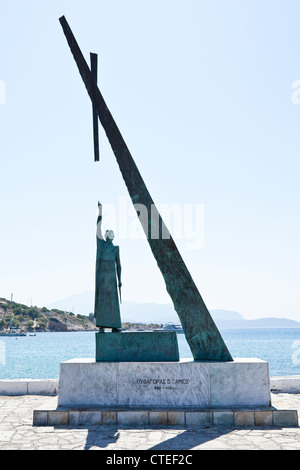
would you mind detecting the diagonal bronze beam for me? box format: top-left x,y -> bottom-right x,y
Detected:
59,15 -> 233,361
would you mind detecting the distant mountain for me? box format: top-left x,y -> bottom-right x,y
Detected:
121,302 -> 178,324
210,312 -> 300,329
47,291 -> 300,328
47,291 -> 95,316
217,317 -> 300,329
210,309 -> 244,321
48,293 -> 179,323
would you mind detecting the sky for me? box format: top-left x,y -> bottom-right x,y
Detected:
0,0 -> 300,320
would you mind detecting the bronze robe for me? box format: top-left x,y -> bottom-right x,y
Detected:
94,238 -> 121,328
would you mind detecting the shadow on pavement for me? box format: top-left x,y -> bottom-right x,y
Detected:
147,426 -> 233,450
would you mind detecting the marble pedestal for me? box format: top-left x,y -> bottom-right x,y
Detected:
33,357 -> 298,426
57,358 -> 271,409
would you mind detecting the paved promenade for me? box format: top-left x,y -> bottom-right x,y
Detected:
0,393 -> 299,450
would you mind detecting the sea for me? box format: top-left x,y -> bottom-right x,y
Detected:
0,328 -> 300,380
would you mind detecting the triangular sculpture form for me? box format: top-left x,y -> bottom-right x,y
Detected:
59,16 -> 233,361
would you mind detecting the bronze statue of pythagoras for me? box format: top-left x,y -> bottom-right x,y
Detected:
94,202 -> 122,332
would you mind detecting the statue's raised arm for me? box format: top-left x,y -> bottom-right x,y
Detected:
96,202 -> 104,240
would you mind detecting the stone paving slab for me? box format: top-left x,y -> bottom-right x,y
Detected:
0,393 -> 300,450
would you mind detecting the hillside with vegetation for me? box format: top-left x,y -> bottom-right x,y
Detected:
0,297 -> 97,333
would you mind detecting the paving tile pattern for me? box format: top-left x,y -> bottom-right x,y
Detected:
0,393 -> 300,450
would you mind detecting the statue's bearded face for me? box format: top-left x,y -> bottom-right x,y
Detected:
105,230 -> 115,240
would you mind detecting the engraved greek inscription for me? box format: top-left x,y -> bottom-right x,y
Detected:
136,378 -> 190,390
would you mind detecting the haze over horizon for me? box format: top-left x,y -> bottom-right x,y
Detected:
1,1 -> 300,322
44,290 -> 300,326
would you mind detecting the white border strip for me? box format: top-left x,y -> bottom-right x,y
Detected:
0,379 -> 58,395
270,376 -> 300,393
0,376 -> 300,396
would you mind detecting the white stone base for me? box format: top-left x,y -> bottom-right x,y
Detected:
0,379 -> 58,396
270,375 -> 300,393
57,358 -> 271,409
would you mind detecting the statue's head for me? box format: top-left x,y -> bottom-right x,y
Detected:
105,229 -> 115,241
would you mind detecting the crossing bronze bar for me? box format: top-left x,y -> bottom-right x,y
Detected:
90,52 -> 99,162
